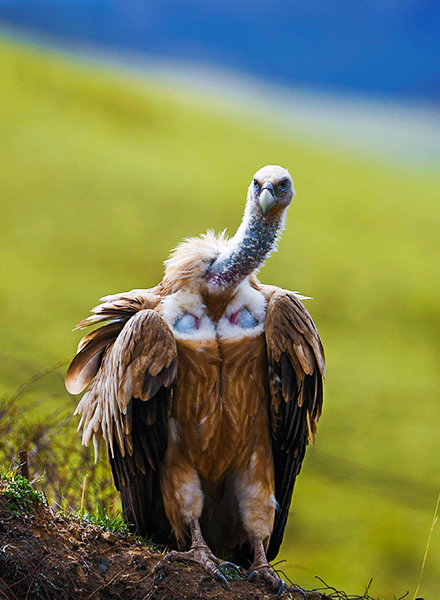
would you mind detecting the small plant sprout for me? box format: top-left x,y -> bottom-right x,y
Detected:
0,467 -> 45,515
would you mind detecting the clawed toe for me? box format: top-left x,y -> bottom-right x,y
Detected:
247,569 -> 259,582
247,563 -> 285,593
217,571 -> 229,588
159,547 -> 230,587
158,550 -> 178,566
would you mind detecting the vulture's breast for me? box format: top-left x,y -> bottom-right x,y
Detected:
158,282 -> 270,480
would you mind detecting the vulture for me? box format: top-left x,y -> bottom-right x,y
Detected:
66,165 -> 324,591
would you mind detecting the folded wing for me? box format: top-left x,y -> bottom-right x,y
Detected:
264,288 -> 325,561
66,291 -> 178,541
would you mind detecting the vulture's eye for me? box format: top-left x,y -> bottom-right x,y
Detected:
253,179 -> 260,192
278,179 -> 290,192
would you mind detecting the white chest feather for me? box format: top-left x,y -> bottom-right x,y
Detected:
158,281 -> 266,341
159,290 -> 216,341
217,281 -> 266,339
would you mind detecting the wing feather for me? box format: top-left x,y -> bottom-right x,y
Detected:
72,308 -> 177,459
66,289 -> 161,395
74,289 -> 160,330
263,287 -> 324,562
65,322 -> 123,395
68,297 -> 178,545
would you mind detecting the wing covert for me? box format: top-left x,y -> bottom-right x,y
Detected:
73,308 -> 177,461
66,289 -> 161,395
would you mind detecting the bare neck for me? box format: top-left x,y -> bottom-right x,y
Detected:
205,203 -> 285,290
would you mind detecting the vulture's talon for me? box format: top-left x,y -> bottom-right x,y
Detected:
160,550 -> 178,566
277,579 -> 285,595
247,561 -> 285,593
285,587 -> 307,600
153,556 -> 172,581
217,572 -> 229,588
159,540 -> 230,589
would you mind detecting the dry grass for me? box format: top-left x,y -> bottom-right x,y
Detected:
0,364 -> 119,514
309,578 -> 409,600
412,490 -> 440,600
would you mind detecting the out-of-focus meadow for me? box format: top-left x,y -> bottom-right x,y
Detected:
1,36 -> 440,598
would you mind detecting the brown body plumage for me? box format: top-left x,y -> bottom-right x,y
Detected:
66,165 -> 324,590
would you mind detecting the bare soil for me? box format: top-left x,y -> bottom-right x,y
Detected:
0,495 -> 333,600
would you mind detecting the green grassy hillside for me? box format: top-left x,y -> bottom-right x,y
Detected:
1,36 -> 439,598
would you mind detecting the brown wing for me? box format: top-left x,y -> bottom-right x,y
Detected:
66,292 -> 178,542
263,287 -> 325,561
66,289 -> 160,395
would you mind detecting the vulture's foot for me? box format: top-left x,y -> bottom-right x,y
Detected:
160,547 -> 230,588
247,563 -> 285,594
247,535 -> 286,594
156,518 -> 235,588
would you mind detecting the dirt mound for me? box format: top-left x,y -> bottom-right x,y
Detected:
0,495 -> 331,600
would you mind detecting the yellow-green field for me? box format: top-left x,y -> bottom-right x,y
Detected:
1,36 -> 439,598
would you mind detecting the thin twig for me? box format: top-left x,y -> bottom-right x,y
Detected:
0,575 -> 20,600
86,566 -> 132,600
0,554 -> 52,597
9,359 -> 70,403
81,474 -> 88,514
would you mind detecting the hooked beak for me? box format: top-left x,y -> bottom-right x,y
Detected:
259,183 -> 275,216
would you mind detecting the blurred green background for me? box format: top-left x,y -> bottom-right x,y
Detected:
1,36 -> 439,599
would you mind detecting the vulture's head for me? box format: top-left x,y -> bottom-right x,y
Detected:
203,165 -> 295,290
247,165 -> 295,222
